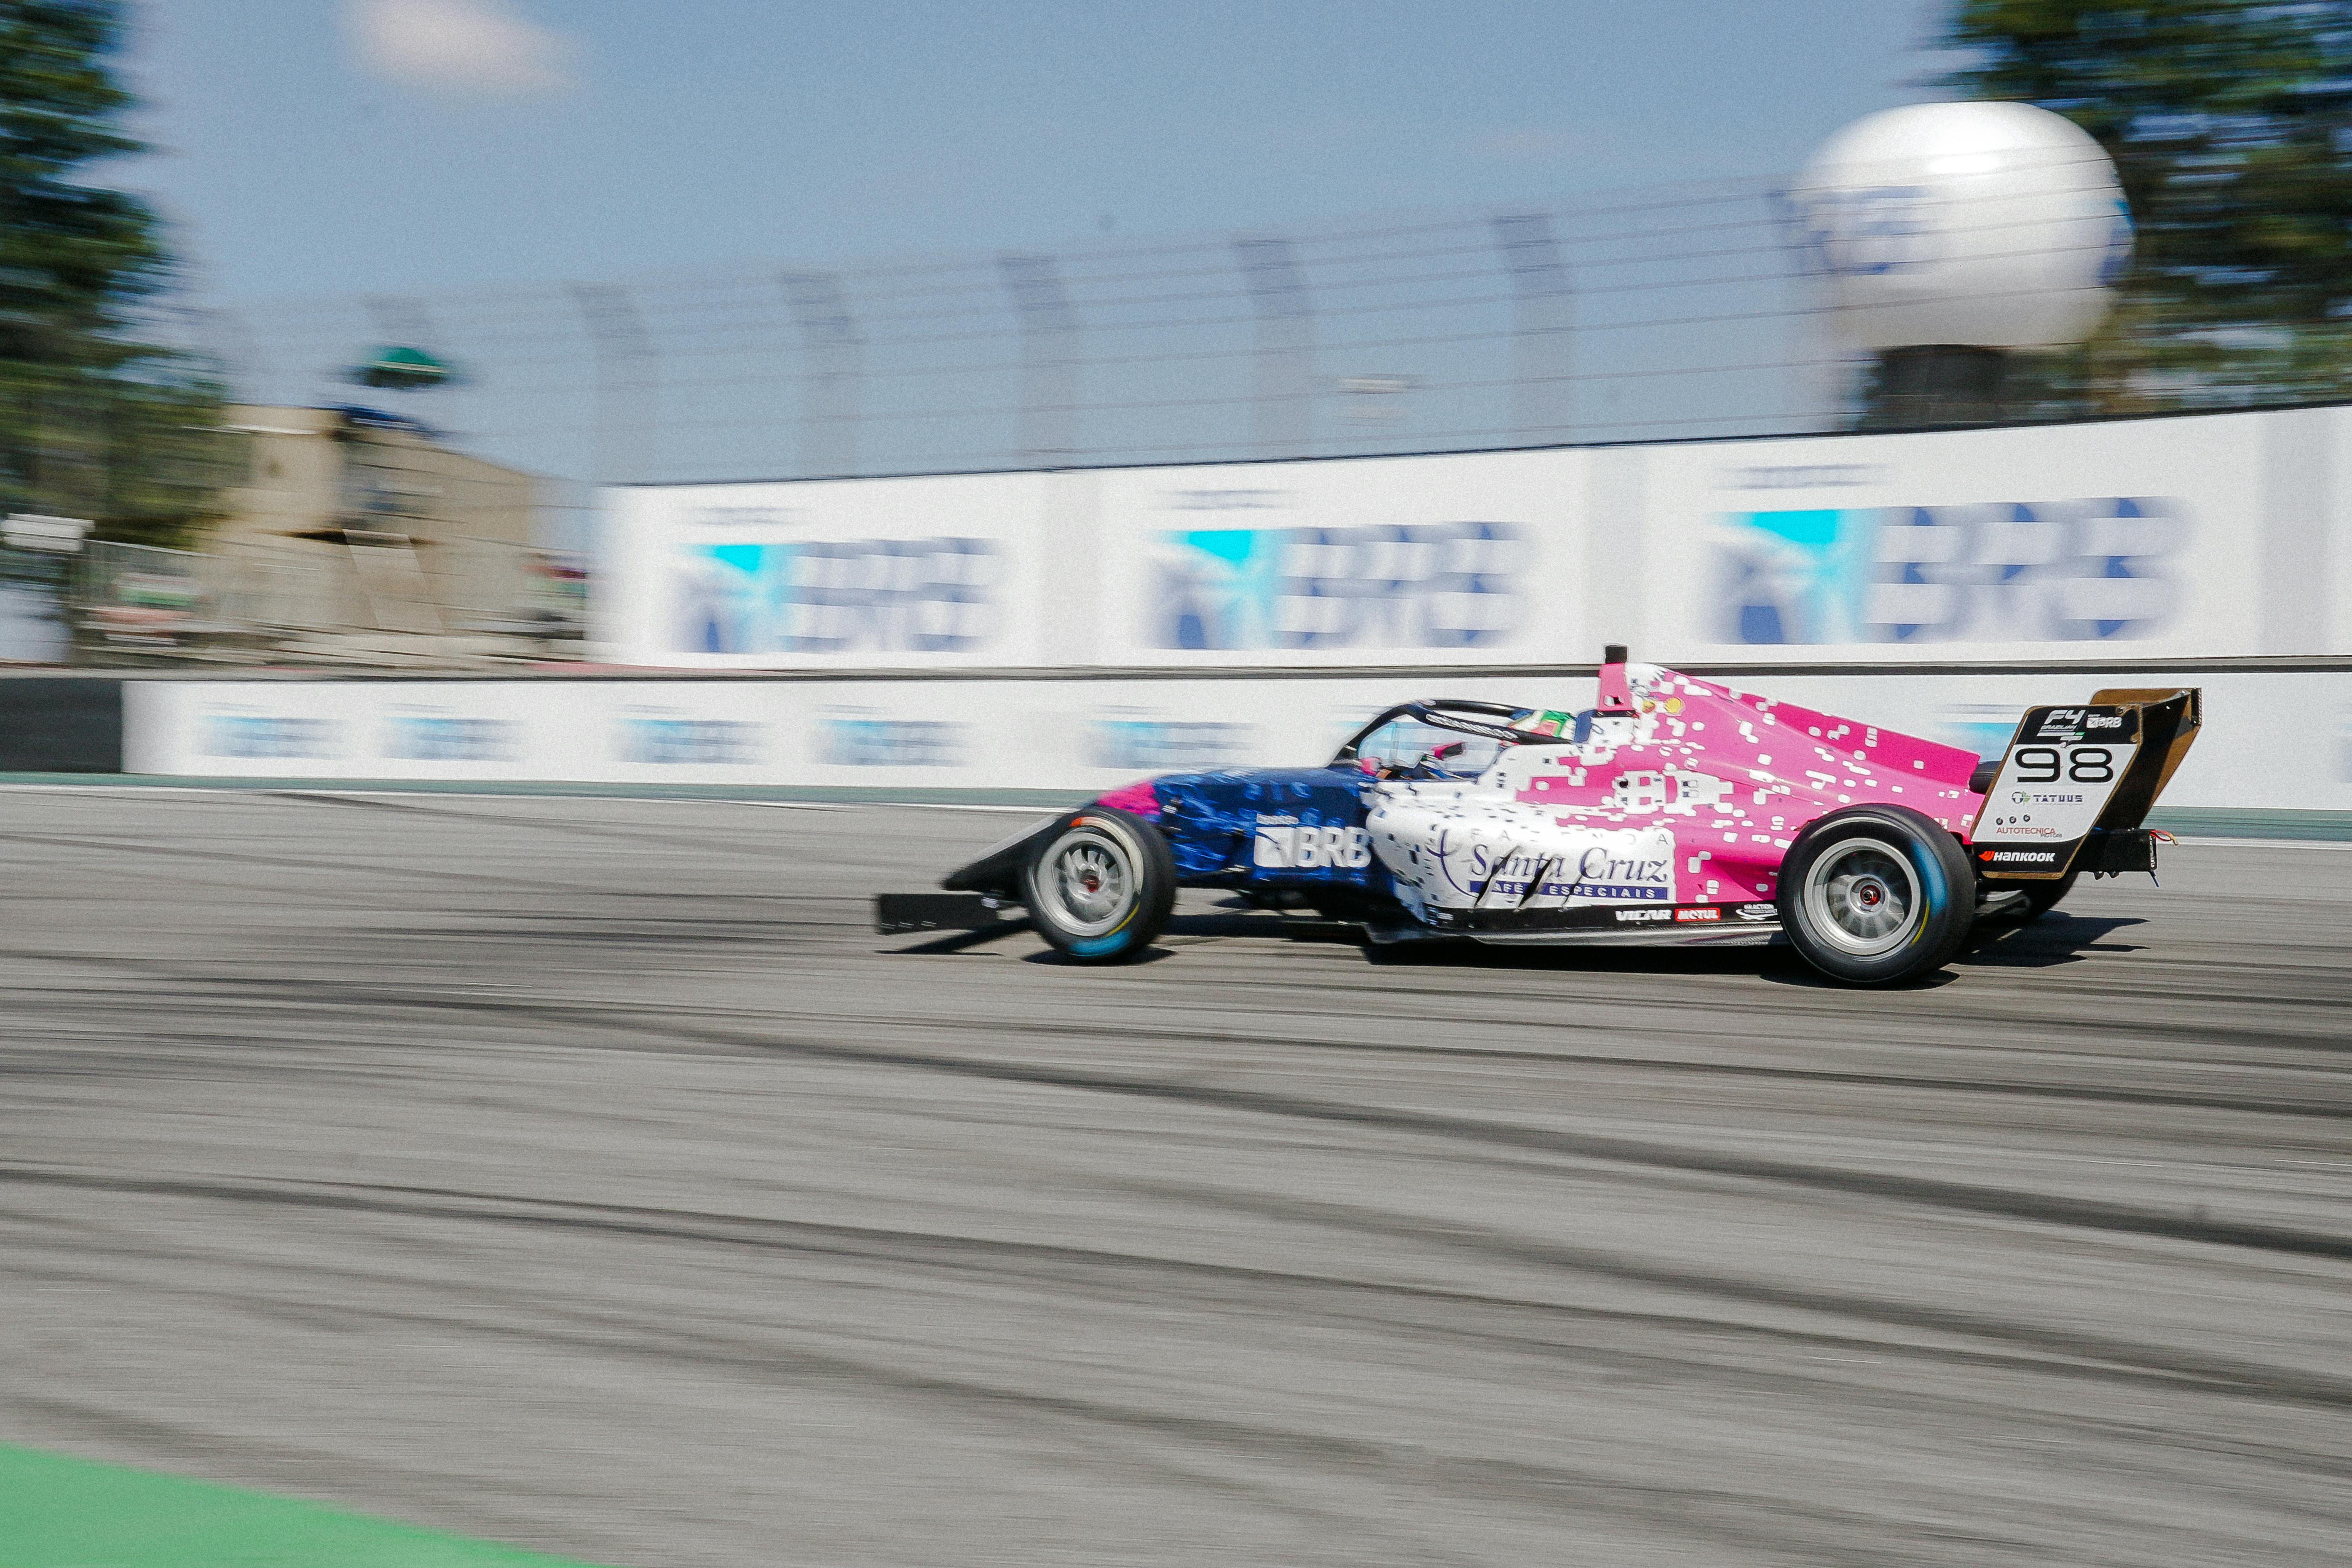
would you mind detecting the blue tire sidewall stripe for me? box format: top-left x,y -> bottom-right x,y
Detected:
1037,816 -> 1143,954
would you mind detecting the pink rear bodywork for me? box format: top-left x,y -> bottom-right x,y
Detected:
1499,665 -> 1986,905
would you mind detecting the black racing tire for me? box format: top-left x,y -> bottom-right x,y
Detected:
1020,807 -> 1177,963
1778,805 -> 1976,986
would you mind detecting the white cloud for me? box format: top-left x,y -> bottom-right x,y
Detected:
346,0 -> 576,98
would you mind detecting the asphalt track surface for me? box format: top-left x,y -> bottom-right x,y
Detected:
2,788 -> 2347,1568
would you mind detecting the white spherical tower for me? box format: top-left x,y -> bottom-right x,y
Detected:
1787,101 -> 2132,425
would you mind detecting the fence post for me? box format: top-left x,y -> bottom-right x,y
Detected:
1492,214 -> 1572,441
997,255 -> 1081,466
781,272 -> 863,478
569,284 -> 659,485
1233,236 -> 1315,458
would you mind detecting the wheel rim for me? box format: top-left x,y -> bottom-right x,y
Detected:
1038,828 -> 1135,938
1802,837 -> 1922,957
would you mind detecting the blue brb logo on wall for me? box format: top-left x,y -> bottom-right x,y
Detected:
383,717 -> 517,762
204,715 -> 338,760
1149,521 -> 1523,651
675,537 -> 997,655
819,718 -> 965,768
618,718 -> 761,765
1713,499 -> 2183,645
1089,716 -> 1251,772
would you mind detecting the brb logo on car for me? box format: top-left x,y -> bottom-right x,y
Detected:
1149,522 -> 1524,651
675,538 -> 998,655
1253,814 -> 1372,870
1712,499 -> 2185,645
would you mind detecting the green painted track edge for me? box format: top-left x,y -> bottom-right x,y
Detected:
1,775 -> 2347,837
0,1442 -> 613,1568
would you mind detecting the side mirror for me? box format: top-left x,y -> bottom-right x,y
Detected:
1432,741 -> 1466,761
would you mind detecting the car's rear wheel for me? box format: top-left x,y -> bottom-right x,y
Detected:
1779,806 -> 1974,985
1021,807 -> 1176,962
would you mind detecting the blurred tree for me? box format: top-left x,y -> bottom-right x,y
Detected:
1945,1 -> 2352,412
0,0 -> 231,547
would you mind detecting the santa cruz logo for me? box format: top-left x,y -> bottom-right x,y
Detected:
1457,845 -> 1672,900
1435,830 -> 1675,903
1568,846 -> 1673,901
1470,848 -> 1575,899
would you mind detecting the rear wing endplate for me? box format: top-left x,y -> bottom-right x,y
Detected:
1969,689 -> 2201,882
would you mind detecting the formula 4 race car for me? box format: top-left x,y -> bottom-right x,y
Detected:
877,649 -> 2202,986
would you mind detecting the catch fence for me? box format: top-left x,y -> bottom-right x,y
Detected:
204,176 -> 1849,490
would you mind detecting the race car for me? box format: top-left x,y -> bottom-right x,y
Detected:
876,649 -> 2202,986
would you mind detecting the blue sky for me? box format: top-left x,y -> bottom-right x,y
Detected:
123,0 -> 1963,304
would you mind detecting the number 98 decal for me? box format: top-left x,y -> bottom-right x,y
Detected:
2012,746 -> 2115,784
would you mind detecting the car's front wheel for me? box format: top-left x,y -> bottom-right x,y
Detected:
1021,807 -> 1176,962
1778,806 -> 1974,985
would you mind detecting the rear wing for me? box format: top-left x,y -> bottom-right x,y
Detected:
1968,688 -> 2202,882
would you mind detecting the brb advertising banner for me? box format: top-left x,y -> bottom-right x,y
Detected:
121,668 -> 2352,815
1646,413 -> 2273,663
597,472 -> 1061,669
1090,449 -> 1586,667
595,408 -> 2347,673
125,675 -> 1600,794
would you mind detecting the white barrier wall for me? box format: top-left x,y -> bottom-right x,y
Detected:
596,405 -> 2352,670
120,406 -> 2352,818
122,667 -> 2352,815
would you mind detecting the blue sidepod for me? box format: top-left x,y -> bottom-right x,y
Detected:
1151,767 -> 1383,890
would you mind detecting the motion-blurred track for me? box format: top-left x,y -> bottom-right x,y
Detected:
2,788 -> 2347,1567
